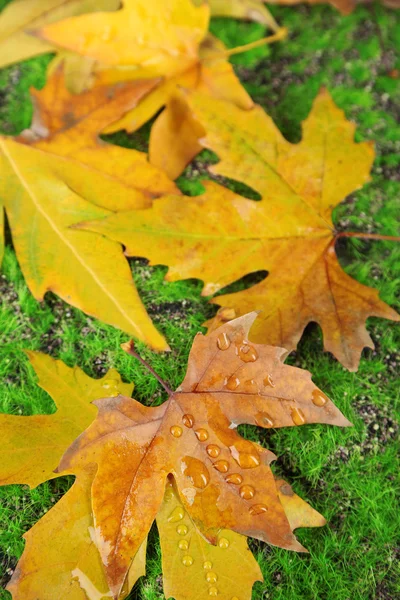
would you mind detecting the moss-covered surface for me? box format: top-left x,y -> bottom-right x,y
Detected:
0,2 -> 399,599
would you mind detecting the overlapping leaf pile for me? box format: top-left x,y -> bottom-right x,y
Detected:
5,314 -> 350,599
0,1 -> 399,599
0,0 -> 398,364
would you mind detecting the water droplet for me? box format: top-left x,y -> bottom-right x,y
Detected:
206,444 -> 220,458
167,506 -> 184,522
195,428 -> 209,442
225,375 -> 240,391
263,374 -> 275,387
177,524 -> 188,536
232,597 -> 239,600
255,412 -> 274,428
182,555 -> 193,566
183,456 -> 210,489
218,537 -> 229,549
230,440 -> 261,469
209,587 -> 218,596
213,460 -> 229,473
108,390 -> 119,397
102,378 -> 118,389
178,539 -> 189,550
203,561 -> 213,570
291,407 -> 306,426
182,414 -> 194,428
240,485 -> 255,500
206,571 -> 218,583
170,425 -> 183,438
312,389 -> 328,407
217,332 -> 231,351
249,503 -> 268,516
238,344 -> 258,363
226,473 -> 243,485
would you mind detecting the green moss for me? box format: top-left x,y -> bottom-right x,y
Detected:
0,2 -> 399,600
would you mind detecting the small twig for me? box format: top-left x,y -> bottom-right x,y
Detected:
203,27 -> 288,61
121,341 -> 173,395
335,232 -> 400,243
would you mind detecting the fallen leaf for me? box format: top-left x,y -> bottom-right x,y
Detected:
0,0 -> 120,70
32,0 -> 253,178
58,312 -> 350,597
80,89 -> 399,370
157,476 -> 325,600
0,350 -> 133,488
7,463 -> 147,600
146,35 -> 254,179
1,351 -> 143,600
0,71 -> 177,350
36,0 -> 209,72
19,66 -> 177,209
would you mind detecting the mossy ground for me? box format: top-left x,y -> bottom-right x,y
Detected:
0,2 -> 399,600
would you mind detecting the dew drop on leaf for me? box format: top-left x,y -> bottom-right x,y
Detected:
249,504 -> 268,516
225,375 -> 240,391
255,412 -> 274,428
195,428 -> 209,441
177,525 -> 188,536
263,374 -> 275,387
182,414 -> 194,428
237,344 -> 258,363
206,444 -> 220,458
170,425 -> 183,437
291,407 -> 306,426
213,460 -> 229,473
183,456 -> 210,489
239,485 -> 255,500
225,473 -> 243,485
312,390 -> 328,406
217,332 -> 231,351
167,506 -> 184,522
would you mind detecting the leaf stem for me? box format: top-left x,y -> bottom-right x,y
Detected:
335,232 -> 400,242
204,27 -> 288,61
121,341 -> 173,395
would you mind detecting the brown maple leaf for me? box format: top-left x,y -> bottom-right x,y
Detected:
3,347 -> 326,600
57,312 -> 350,597
0,67 -> 177,350
78,89 -> 399,370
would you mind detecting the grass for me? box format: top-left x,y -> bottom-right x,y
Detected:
0,2 -> 399,600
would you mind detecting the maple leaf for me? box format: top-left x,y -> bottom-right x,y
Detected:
0,0 -> 120,76
57,312 -> 350,597
1,351 -> 145,599
79,89 -> 400,370
0,69 -> 177,350
0,350 -> 133,488
31,0 -> 260,179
